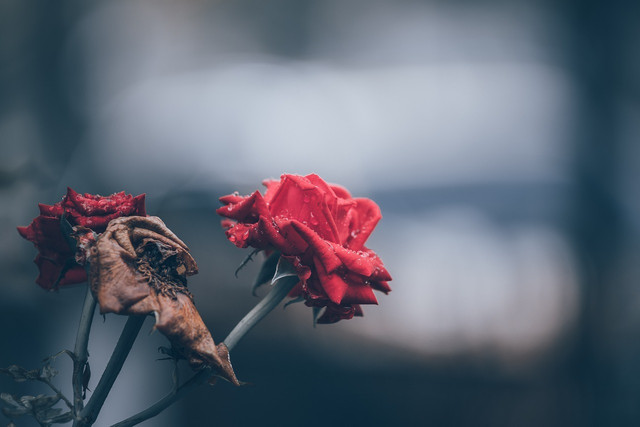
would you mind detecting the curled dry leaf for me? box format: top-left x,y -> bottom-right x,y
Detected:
86,216 -> 240,385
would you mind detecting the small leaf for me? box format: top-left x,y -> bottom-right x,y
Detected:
39,364 -> 58,381
2,406 -> 30,417
271,257 -> 298,285
251,251 -> 280,295
18,395 -> 34,409
0,365 -> 39,383
22,394 -> 60,410
43,349 -> 75,364
38,406 -> 62,419
0,393 -> 22,409
1,393 -> 65,423
34,408 -> 69,425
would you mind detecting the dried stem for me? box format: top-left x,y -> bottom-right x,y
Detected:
72,287 -> 97,416
111,276 -> 299,427
74,315 -> 146,427
38,377 -> 73,410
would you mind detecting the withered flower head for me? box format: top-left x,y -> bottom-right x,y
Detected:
87,216 -> 239,385
17,188 -> 147,290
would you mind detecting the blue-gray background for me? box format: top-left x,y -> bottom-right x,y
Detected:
1,0 -> 639,426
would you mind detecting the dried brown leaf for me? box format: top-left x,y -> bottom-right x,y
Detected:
87,216 -> 239,385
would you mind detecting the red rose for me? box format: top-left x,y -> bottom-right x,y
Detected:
217,174 -> 391,323
17,188 -> 146,290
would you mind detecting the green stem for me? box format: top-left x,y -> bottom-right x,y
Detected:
74,315 -> 146,427
223,275 -> 298,351
72,287 -> 97,416
111,276 -> 298,427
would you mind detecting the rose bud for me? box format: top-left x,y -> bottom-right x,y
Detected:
86,216 -> 240,385
217,174 -> 391,324
17,188 -> 146,290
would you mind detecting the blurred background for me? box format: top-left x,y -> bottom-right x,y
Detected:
1,0 -> 640,425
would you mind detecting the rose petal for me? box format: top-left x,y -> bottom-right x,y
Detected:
344,198 -> 382,251
217,191 -> 269,223
289,221 -> 342,273
268,175 -> 340,243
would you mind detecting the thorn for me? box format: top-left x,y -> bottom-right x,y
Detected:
251,251 -> 280,295
235,248 -> 261,278
149,311 -> 159,334
312,307 -> 323,328
283,296 -> 304,310
82,363 -> 91,399
52,258 -> 77,291
59,214 -> 76,250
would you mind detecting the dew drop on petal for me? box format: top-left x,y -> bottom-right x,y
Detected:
310,212 -> 319,226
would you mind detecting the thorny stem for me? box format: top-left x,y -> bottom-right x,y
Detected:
72,287 -> 97,416
111,276 -> 299,427
74,315 -> 146,427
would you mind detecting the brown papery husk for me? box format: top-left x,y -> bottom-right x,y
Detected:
87,216 -> 240,385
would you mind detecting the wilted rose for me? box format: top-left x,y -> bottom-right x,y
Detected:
17,188 -> 146,289
217,174 -> 391,323
86,216 -> 239,384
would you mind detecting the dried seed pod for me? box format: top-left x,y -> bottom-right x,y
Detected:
87,216 -> 239,385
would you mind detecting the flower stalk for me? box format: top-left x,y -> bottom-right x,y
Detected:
72,287 -> 97,416
74,315 -> 146,427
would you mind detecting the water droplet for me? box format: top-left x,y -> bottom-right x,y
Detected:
229,235 -> 237,242
309,212 -> 318,225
